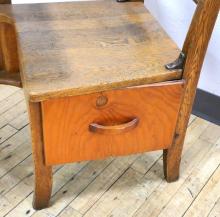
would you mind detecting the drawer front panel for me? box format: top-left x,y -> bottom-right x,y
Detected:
42,81 -> 184,165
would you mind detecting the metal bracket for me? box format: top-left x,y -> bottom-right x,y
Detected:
165,52 -> 186,71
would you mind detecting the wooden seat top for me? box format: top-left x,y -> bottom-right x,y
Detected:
0,1 -> 182,102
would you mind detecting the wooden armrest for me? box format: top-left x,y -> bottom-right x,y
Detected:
0,0 -> 11,4
0,15 -> 20,83
0,70 -> 22,87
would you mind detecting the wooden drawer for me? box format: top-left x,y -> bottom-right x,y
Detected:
41,81 -> 184,165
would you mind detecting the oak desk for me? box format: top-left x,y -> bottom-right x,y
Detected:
0,0 -> 219,209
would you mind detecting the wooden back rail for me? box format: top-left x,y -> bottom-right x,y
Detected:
164,0 -> 220,181
0,0 -> 11,3
0,0 -> 21,87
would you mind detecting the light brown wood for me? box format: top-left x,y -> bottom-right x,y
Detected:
41,81 -> 184,165
1,85 -> 220,216
164,0 -> 220,182
0,22 -> 19,74
28,102 -> 52,210
0,6 -> 20,87
0,1 -> 182,102
0,0 -> 218,210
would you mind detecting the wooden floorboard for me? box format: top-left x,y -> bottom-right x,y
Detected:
0,85 -> 219,217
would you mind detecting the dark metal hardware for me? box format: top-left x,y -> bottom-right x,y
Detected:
165,52 -> 186,71
116,0 -> 129,2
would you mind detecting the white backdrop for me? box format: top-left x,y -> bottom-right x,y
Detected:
12,0 -> 220,96
145,0 -> 220,96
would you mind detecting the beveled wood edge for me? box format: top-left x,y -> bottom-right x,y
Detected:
26,77 -> 184,102
0,13 -> 14,25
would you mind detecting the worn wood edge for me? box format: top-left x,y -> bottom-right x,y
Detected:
26,74 -> 183,102
0,0 -> 11,4
0,13 -> 14,25
0,70 -> 22,87
0,4 -> 183,102
27,102 -> 52,210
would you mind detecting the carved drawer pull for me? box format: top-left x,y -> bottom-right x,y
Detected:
89,118 -> 139,135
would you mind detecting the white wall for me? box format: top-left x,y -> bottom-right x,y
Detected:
145,0 -> 220,96
12,0 -> 220,96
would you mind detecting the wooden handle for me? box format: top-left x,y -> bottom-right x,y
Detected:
89,118 -> 139,135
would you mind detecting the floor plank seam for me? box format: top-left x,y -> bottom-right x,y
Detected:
81,166 -> 132,217
3,191 -> 33,217
207,196 -> 220,217
182,163 -> 220,217
0,127 -> 18,145
8,118 -> 29,131
50,162 -> 90,199
5,164 -> 66,217
1,156 -> 33,196
0,89 -> 21,104
54,159 -> 115,217
132,134 -> 218,217
0,151 -> 31,179
0,99 -> 26,117
0,124 -> 29,146
81,155 -> 162,217
199,136 -> 220,145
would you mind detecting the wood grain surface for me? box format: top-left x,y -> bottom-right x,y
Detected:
1,84 -> 220,217
0,0 -> 21,87
28,102 -> 52,210
42,81 -> 184,165
0,1 -> 181,102
0,23 -> 19,73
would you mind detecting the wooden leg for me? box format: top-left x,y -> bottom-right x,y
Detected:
28,102 -> 52,210
163,89 -> 192,183
163,140 -> 183,183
